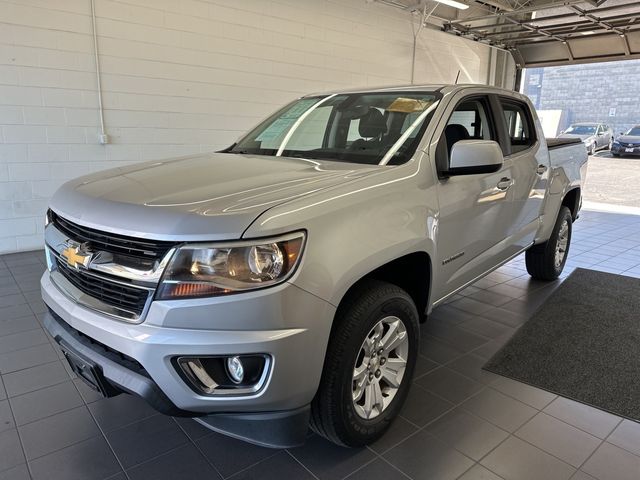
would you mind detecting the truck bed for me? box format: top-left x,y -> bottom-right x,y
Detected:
546,138 -> 583,150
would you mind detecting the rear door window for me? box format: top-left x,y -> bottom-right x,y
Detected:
500,99 -> 536,154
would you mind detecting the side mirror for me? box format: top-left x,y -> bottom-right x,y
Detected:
448,140 -> 504,175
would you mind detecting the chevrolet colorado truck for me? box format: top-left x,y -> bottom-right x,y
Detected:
41,85 -> 588,448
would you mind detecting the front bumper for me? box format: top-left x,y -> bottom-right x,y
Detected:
611,144 -> 640,156
41,271 -> 335,446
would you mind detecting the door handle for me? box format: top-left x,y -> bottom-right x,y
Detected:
496,177 -> 513,190
536,164 -> 548,175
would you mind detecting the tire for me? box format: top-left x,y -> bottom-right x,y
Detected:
525,206 -> 572,281
310,279 -> 419,447
588,143 -> 596,155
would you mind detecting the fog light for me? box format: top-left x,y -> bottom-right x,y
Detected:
226,356 -> 244,384
175,354 -> 270,395
185,359 -> 217,392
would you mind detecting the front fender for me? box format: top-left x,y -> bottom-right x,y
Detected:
242,158 -> 438,308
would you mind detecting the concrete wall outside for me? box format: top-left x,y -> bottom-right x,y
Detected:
523,59 -> 640,136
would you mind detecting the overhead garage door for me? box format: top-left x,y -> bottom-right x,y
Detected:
440,0 -> 640,68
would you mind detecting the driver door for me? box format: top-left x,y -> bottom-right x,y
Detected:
431,94 -> 514,302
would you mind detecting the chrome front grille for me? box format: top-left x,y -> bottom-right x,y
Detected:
48,210 -> 174,262
45,210 -> 176,323
55,258 -> 150,317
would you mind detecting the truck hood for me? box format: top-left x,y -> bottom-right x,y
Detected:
616,135 -> 640,145
558,133 -> 592,142
50,152 -> 382,240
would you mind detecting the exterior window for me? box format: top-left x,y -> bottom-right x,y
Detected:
346,118 -> 361,142
447,100 -> 494,141
436,97 -> 496,172
501,100 -> 535,153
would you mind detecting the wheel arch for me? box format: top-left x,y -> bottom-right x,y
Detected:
335,251 -> 432,323
562,187 -> 581,221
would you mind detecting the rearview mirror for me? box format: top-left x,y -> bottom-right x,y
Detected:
448,140 -> 503,175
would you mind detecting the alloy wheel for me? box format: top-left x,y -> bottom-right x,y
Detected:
555,219 -> 569,268
351,316 -> 409,420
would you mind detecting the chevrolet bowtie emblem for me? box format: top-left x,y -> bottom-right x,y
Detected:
61,244 -> 92,269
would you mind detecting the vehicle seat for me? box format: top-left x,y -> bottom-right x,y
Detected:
349,108 -> 388,153
444,124 -> 470,153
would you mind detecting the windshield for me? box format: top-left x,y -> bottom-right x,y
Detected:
229,92 -> 441,165
626,127 -> 640,136
565,125 -> 596,135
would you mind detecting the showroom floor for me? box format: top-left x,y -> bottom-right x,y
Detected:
1,210 -> 640,480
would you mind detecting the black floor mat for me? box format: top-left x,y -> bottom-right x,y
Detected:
484,268 -> 640,421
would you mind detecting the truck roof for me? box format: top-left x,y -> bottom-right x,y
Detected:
303,84 -> 524,97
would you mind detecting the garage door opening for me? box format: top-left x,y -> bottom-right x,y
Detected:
520,58 -> 640,211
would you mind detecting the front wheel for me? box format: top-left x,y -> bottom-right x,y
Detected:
310,280 -> 419,447
525,206 -> 572,281
588,143 -> 596,155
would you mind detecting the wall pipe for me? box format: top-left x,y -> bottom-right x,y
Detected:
411,4 -> 438,84
90,0 -> 108,144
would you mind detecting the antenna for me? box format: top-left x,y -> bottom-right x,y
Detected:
454,70 -> 461,84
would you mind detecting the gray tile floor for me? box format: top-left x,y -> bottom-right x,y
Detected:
1,209 -> 640,480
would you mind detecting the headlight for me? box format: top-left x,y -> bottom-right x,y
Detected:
156,232 -> 305,300
613,141 -> 620,146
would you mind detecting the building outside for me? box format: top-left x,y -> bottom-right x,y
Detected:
523,59 -> 640,137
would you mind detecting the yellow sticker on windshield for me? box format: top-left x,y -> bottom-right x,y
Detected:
387,98 -> 433,113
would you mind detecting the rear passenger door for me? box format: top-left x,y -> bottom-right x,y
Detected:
498,96 -> 550,250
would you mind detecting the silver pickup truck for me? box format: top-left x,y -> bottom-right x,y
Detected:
41,85 -> 588,448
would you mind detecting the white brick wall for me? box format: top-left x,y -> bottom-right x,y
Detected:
0,0 -> 514,253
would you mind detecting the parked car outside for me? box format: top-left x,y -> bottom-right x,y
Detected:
611,125 -> 640,157
559,122 -> 613,155
41,85 -> 588,448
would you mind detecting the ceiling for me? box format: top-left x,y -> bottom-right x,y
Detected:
374,0 -> 640,68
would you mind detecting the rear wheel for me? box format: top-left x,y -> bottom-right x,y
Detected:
310,280 -> 419,447
525,206 -> 572,281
